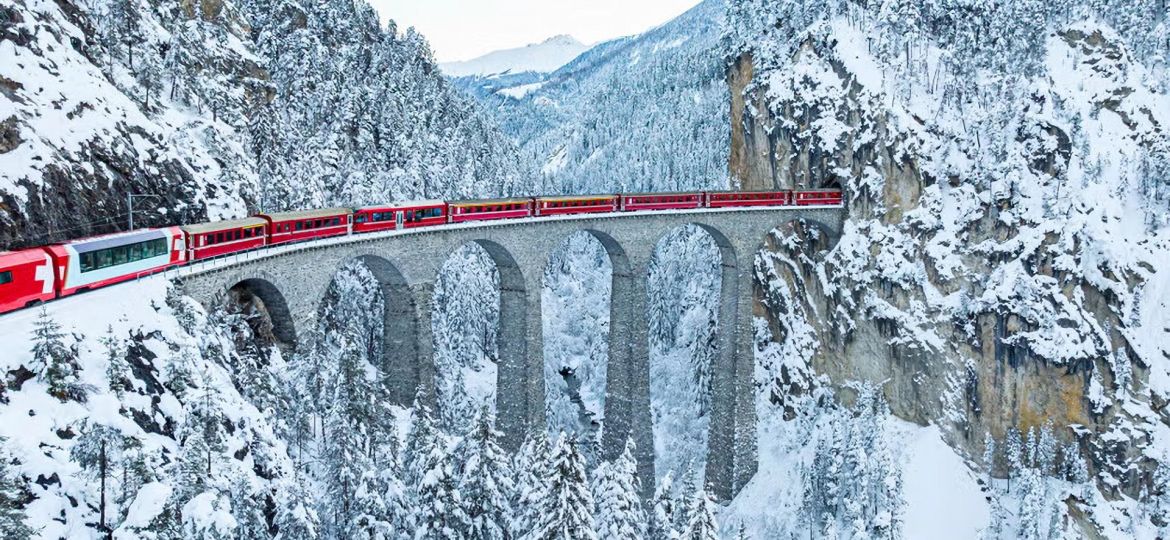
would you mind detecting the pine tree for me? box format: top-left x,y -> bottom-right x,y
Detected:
230,475 -> 270,540
511,430 -> 550,538
0,438 -> 32,539
30,309 -> 85,402
733,522 -> 749,540
71,422 -> 125,535
593,439 -> 646,540
530,433 -> 596,540
404,388 -> 440,488
101,326 -> 132,397
415,443 -> 466,540
649,471 -> 678,540
673,466 -> 698,534
274,475 -> 319,540
680,485 -> 718,540
458,407 -> 514,540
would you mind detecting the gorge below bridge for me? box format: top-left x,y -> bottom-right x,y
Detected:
177,206 -> 845,501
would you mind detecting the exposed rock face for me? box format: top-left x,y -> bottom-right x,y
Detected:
735,20 -> 1170,514
0,0 -> 266,248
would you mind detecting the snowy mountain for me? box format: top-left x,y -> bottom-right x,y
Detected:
440,35 -> 589,78
724,0 -> 1170,537
0,0 -> 526,249
466,0 -> 729,194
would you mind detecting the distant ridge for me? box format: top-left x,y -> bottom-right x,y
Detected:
440,35 -> 589,77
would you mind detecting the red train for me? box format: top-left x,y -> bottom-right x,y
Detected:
0,189 -> 841,315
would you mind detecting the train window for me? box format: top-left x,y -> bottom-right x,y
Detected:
0,271 -> 10,285
112,246 -> 128,266
356,214 -> 367,224
95,249 -> 112,269
80,253 -> 95,272
295,222 -> 303,231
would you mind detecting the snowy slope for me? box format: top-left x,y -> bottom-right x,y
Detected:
440,35 -> 589,77
468,0 -> 729,194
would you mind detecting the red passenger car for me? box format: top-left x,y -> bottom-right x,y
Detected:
794,190 -> 843,206
449,198 -> 533,223
534,195 -> 619,217
0,248 -> 57,314
353,201 -> 447,233
706,190 -> 791,208
44,228 -> 186,297
259,208 -> 351,245
621,192 -> 703,212
181,217 -> 268,261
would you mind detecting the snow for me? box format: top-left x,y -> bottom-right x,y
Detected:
440,35 -> 589,77
900,425 -> 990,539
499,82 -> 546,99
119,482 -> 173,530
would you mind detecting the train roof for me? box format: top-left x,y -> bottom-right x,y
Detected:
259,208 -> 352,221
0,248 -> 49,264
535,194 -> 618,202
180,217 -> 268,235
622,191 -> 702,197
706,189 -> 788,194
448,197 -> 532,205
65,228 -> 170,253
354,200 -> 447,211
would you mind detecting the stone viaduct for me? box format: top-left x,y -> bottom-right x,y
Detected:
176,206 -> 844,501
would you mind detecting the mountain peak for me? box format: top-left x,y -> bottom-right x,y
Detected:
441,36 -> 590,78
540,35 -> 582,46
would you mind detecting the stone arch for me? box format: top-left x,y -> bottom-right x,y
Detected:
319,253 -> 420,407
228,277 -> 298,352
645,223 -> 749,502
434,239 -> 531,451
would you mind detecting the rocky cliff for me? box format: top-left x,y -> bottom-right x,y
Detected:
729,3 -> 1170,533
0,0 -> 525,249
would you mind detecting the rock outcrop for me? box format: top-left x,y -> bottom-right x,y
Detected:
733,15 -> 1170,515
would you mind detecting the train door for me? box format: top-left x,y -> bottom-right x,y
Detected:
396,211 -> 405,230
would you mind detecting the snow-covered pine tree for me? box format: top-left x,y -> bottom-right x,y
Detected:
511,430 -> 550,538
458,406 -> 514,539
320,379 -> 368,535
649,471 -> 678,540
733,522 -> 749,540
529,433 -> 597,540
30,309 -> 85,402
680,485 -> 718,540
101,326 -> 132,397
673,466 -> 698,533
414,442 -> 467,540
0,438 -> 32,538
274,475 -> 320,540
353,469 -> 396,539
1152,459 -> 1170,539
405,387 -> 440,488
593,439 -> 646,540
230,475 -> 271,540
71,422 -> 126,535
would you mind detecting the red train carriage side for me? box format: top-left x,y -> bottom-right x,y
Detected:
259,208 -> 351,245
181,217 -> 268,261
0,249 -> 57,314
449,198 -> 533,223
534,195 -> 619,217
353,201 -> 447,233
706,190 -> 792,208
621,192 -> 703,211
44,228 -> 186,297
794,190 -> 843,206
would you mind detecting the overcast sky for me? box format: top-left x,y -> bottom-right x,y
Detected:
367,0 -> 702,62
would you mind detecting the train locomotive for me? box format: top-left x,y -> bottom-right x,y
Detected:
0,189 -> 842,315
